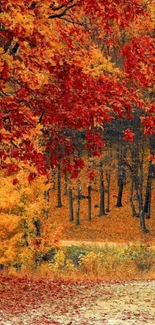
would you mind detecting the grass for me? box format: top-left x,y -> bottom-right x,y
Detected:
26,242 -> 155,282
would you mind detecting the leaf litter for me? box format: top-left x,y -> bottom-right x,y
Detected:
0,276 -> 155,324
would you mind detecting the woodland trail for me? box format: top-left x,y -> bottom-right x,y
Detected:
60,240 -> 155,250
1,280 -> 155,325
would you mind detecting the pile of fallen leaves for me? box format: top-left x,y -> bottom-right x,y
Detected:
0,275 -> 110,323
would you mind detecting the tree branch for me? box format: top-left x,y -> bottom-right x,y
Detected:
10,42 -> 19,54
50,0 -> 74,10
59,16 -> 84,26
121,159 -> 134,174
49,3 -> 76,19
11,140 -> 20,149
38,111 -> 45,124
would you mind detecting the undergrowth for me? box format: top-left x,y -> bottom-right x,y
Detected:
3,243 -> 154,281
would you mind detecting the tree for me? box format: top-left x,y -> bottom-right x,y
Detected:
0,0 -> 154,238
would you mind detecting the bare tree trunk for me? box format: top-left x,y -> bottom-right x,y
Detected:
132,142 -> 148,233
144,136 -> 155,217
106,170 -> 111,212
116,147 -> 126,207
129,178 -> 137,217
134,174 -> 148,233
34,219 -> 41,236
116,177 -> 124,207
76,181 -> 81,225
88,185 -> 92,221
122,145 -> 149,233
105,145 -> 112,212
143,161 -> 153,217
69,187 -> 74,221
99,159 -> 106,216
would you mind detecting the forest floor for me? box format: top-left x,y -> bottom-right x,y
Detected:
49,186 -> 155,245
0,277 -> 155,325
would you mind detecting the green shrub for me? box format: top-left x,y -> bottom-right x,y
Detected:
65,245 -> 87,267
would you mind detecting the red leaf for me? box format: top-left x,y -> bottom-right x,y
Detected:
71,170 -> 79,179
13,178 -> 19,185
28,172 -> 37,183
1,63 -> 10,81
123,128 -> 134,142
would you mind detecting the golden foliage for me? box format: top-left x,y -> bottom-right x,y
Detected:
0,168 -> 54,268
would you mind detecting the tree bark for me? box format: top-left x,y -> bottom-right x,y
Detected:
116,147 -> 126,207
99,159 -> 106,216
134,175 -> 149,233
76,182 -> 81,225
106,170 -> 111,212
143,161 -> 153,217
122,145 -> 149,233
69,187 -> 74,221
34,219 -> 41,236
144,136 -> 155,217
116,177 -> 124,207
88,185 -> 92,221
64,173 -> 69,196
129,178 -> 137,217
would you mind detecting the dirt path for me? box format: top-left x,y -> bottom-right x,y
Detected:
60,240 -> 155,250
1,280 -> 155,324
60,240 -> 126,247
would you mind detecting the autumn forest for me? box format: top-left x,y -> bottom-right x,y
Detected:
0,0 -> 155,324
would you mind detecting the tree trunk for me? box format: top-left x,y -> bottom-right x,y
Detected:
116,146 -> 126,207
34,219 -> 41,236
106,171 -> 111,212
140,210 -> 149,233
57,162 -> 63,207
129,178 -> 137,217
116,161 -> 125,207
116,178 -> 124,207
76,182 -> 81,225
143,161 -> 153,217
88,185 -> 92,221
143,135 -> 155,217
64,173 -> 68,196
134,176 -> 149,233
69,187 -> 74,221
99,159 -> 106,216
